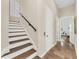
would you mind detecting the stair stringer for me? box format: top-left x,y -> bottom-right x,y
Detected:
19,17 -> 37,50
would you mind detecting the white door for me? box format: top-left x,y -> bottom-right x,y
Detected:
44,5 -> 56,50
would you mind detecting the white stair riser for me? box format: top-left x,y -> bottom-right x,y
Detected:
9,27 -> 24,28
9,28 -> 24,31
9,36 -> 29,42
9,24 -> 22,26
9,27 -> 24,29
9,22 -> 19,24
9,22 -> 22,25
9,32 -> 26,36
9,30 -> 25,32
10,40 -> 31,49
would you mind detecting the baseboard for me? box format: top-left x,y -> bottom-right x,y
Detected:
39,42 -> 56,58
1,46 -> 9,56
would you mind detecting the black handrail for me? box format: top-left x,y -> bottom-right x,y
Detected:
19,13 -> 37,32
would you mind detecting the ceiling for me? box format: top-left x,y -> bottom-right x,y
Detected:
54,0 -> 76,8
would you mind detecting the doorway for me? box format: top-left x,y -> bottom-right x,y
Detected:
60,16 -> 76,47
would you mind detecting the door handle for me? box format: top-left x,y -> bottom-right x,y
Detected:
46,35 -> 48,37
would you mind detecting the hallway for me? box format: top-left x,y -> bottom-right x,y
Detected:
43,39 -> 76,59
1,0 -> 77,59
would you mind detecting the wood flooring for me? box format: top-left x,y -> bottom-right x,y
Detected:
43,40 -> 77,59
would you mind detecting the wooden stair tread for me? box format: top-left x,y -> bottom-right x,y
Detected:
9,27 -> 25,32
13,49 -> 36,59
9,38 -> 30,44
9,31 -> 25,33
9,36 -> 29,42
9,34 -> 27,38
33,56 -> 41,59
9,28 -> 25,31
10,43 -> 32,53
2,43 -> 32,57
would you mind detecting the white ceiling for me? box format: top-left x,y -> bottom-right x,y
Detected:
54,0 -> 76,8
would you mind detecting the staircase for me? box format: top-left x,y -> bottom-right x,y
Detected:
2,18 -> 41,59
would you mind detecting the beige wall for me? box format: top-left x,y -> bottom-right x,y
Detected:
20,0 -> 45,55
1,0 -> 9,55
58,4 -> 76,17
20,0 -> 40,50
20,0 -> 58,56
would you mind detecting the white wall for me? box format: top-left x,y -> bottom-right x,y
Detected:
1,0 -> 9,55
20,0 -> 46,55
37,0 -> 58,56
10,0 -> 20,17
20,0 -> 58,57
45,0 -> 60,41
